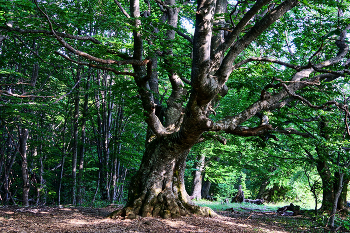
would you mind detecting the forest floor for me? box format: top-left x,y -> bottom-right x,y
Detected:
0,205 -> 333,233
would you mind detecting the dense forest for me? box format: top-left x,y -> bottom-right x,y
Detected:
1,0 -> 350,230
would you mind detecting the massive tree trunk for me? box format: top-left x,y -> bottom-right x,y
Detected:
109,137 -> 216,218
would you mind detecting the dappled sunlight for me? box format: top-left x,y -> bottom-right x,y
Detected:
210,217 -> 263,229
3,211 -> 14,215
59,208 -> 75,211
163,219 -> 198,230
68,219 -> 90,225
210,217 -> 289,233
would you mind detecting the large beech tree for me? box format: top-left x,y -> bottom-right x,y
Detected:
2,0 -> 350,218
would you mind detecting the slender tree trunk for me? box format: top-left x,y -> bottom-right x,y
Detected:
92,170 -> 101,204
58,113 -> 69,206
19,127 -> 30,207
112,143 -> 121,203
0,133 -> 17,204
72,67 -> 81,205
77,76 -> 90,205
34,147 -> 43,205
116,168 -> 127,203
316,160 -> 335,211
2,147 -> 17,205
256,179 -> 270,200
94,71 -> 111,201
201,179 -> 212,200
191,153 -> 205,200
112,103 -> 124,202
337,178 -> 349,211
330,172 -> 344,229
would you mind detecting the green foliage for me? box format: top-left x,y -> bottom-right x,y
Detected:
1,0 -> 350,217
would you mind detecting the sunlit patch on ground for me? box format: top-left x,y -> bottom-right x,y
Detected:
68,219 -> 91,225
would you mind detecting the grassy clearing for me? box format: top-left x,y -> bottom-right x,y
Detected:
194,200 -> 316,232
194,199 -> 283,212
194,200 -> 350,232
194,199 -> 318,212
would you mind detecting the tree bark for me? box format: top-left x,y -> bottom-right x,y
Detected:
109,138 -> 216,218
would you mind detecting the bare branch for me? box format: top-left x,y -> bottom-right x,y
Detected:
279,81 -> 346,110
311,26 -> 350,70
229,0 -> 243,27
0,82 -> 31,86
216,0 -> 299,84
232,57 -> 302,70
33,0 -> 150,67
175,29 -> 193,44
284,30 -> 294,56
113,0 -> 131,18
274,128 -> 310,137
210,18 -> 349,140
52,73 -> 81,104
274,78 -> 320,86
207,134 -> 227,145
179,75 -> 191,85
55,52 -> 136,76
212,0 -> 272,64
222,124 -> 273,136
154,0 -> 169,12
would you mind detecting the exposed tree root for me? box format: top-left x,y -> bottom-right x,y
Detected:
108,191 -> 217,219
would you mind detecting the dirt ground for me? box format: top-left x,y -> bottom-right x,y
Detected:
0,205 -> 315,233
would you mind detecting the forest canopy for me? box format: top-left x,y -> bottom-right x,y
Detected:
1,0 -> 350,225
